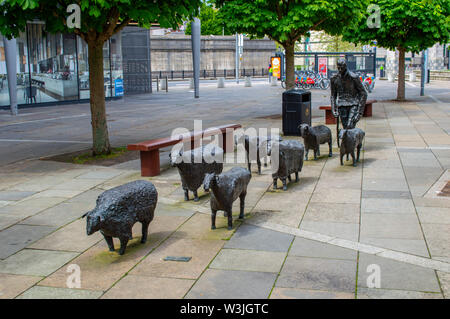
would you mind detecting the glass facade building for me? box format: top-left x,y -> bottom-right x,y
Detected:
0,22 -> 124,108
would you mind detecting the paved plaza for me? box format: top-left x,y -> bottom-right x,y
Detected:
0,79 -> 449,299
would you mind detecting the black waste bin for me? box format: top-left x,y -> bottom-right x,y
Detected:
282,89 -> 311,136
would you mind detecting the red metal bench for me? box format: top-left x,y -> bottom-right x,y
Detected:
127,124 -> 242,177
319,100 -> 377,124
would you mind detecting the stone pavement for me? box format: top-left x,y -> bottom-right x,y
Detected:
0,86 -> 449,299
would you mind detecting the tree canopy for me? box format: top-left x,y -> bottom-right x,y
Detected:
342,0 -> 450,100
216,0 -> 368,89
185,1 -> 232,35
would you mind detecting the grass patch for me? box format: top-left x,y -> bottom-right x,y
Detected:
72,147 -> 128,164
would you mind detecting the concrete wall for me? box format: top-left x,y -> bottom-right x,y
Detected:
150,34 -> 276,71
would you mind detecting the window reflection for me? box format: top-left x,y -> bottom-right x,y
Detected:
0,35 -> 9,106
27,22 -> 78,103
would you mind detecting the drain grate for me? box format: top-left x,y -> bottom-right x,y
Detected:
438,181 -> 450,197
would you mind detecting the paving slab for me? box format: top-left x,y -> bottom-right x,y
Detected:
0,191 -> 35,201
437,271 -> 450,299
357,253 -> 441,292
0,215 -> 22,231
155,202 -> 196,217
299,221 -> 359,241
0,224 -> 57,259
29,219 -> 103,252
421,223 -> 450,257
171,213 -> 239,240
76,170 -> 123,180
289,237 -> 357,260
362,178 -> 409,191
224,224 -> 293,252
361,198 -> 416,214
17,286 -> 103,299
66,188 -> 104,203
30,189 -> 84,199
130,237 -> 224,279
360,237 -> 429,257
50,178 -> 105,191
302,202 -> 360,224
0,249 -> 78,276
38,215 -> 187,290
310,188 -> 361,205
276,256 -> 356,293
101,275 -> 194,299
185,269 -> 277,299
357,288 -> 442,299
416,206 -> 450,224
362,190 -> 411,199
249,208 -> 305,228
270,287 -> 354,299
0,196 -> 67,219
360,213 -> 423,240
210,248 -> 286,273
0,273 -> 42,299
19,201 -> 95,227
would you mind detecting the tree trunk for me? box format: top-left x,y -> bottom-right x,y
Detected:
397,47 -> 406,101
87,40 -> 111,155
284,42 -> 295,90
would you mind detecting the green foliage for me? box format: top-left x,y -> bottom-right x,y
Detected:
185,1 -> 232,35
0,0 -> 202,40
342,0 -> 450,53
215,0 -> 368,45
317,33 -> 363,52
72,147 -> 128,164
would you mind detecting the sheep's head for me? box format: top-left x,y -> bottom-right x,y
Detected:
82,210 -> 103,236
203,173 -> 217,192
169,149 -> 183,167
298,124 -> 310,137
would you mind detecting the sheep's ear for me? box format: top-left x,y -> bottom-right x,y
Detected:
82,212 -> 88,218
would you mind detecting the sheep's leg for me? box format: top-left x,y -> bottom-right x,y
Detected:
257,157 -> 262,175
264,156 -> 268,167
282,178 -> 287,191
340,153 -> 344,166
288,175 -> 292,182
314,149 -> 318,160
304,149 -> 309,161
141,221 -> 150,244
193,190 -> 199,202
211,209 -> 217,230
103,235 -> 115,252
317,146 -> 321,157
118,237 -> 129,255
351,151 -> 356,167
346,153 -> 349,161
226,209 -> 233,230
247,151 -> 251,173
273,178 -> 278,190
328,139 -> 333,157
295,172 -> 299,182
239,192 -> 246,219
183,189 -> 189,201
357,144 -> 362,162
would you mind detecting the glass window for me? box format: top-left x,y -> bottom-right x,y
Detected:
0,35 -> 10,107
26,22 -> 78,104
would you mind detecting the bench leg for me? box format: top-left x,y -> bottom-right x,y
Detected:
363,103 -> 372,117
325,110 -> 337,124
140,150 -> 160,177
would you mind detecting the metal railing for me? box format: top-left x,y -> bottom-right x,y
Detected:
154,68 -> 269,80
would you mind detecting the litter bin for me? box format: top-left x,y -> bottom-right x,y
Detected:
282,89 -> 311,136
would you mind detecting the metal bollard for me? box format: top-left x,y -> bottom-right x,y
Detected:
217,77 -> 225,88
244,76 -> 252,87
